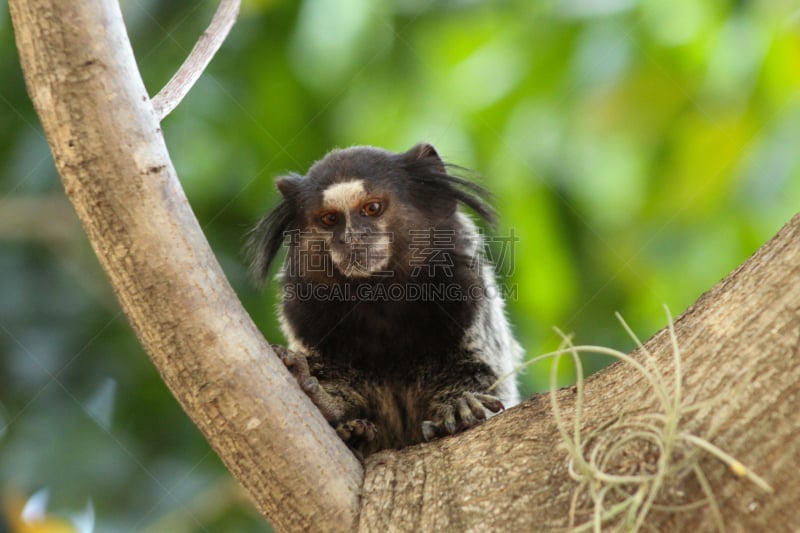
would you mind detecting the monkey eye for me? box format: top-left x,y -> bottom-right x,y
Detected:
320,212 -> 338,226
362,200 -> 383,217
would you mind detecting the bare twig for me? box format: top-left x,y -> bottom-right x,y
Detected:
151,0 -> 241,120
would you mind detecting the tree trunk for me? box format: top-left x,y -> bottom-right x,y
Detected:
10,1 -> 800,532
8,2 -> 361,532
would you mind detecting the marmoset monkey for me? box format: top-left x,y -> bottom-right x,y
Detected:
249,143 -> 522,456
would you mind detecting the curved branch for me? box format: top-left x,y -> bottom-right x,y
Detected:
8,1 -> 362,531
151,0 -> 240,120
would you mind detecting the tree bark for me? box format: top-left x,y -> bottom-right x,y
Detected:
359,212 -> 800,531
8,2 -> 361,532
10,0 -> 800,532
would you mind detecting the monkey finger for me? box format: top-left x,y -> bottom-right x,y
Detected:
301,380 -> 345,424
474,393 -> 504,413
270,343 -> 288,357
352,419 -> 377,441
273,345 -> 293,367
337,419 -> 377,443
442,406 -> 458,435
300,376 -> 320,395
336,423 -> 354,441
462,392 -> 488,422
273,344 -> 312,382
421,420 -> 440,441
456,395 -> 480,427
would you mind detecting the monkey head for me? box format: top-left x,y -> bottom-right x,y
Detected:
248,143 -> 494,284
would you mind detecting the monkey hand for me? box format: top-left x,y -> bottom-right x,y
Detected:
271,344 -> 377,448
421,391 -> 504,441
272,344 -> 344,424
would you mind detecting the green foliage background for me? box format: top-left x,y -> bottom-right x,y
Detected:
0,0 -> 798,531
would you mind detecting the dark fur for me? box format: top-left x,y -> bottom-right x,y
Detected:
249,143 -> 519,456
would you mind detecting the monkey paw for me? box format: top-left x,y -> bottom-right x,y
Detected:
336,418 -> 378,446
271,344 -> 345,424
421,392 -> 504,441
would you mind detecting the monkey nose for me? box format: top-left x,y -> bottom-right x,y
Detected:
343,228 -> 369,244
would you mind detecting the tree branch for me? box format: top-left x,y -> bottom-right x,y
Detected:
151,0 -> 240,121
358,212 -> 800,531
8,1 -> 362,531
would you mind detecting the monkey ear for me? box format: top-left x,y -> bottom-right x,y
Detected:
276,174 -> 302,198
405,143 -> 445,173
402,143 -> 496,226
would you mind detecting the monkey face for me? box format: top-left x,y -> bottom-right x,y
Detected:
312,179 -> 393,278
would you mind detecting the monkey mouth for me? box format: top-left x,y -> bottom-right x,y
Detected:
337,248 -> 390,277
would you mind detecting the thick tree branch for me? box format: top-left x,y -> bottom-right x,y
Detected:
359,212 -> 800,531
151,0 -> 240,120
8,1 -> 361,531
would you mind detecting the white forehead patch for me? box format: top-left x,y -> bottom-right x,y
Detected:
322,180 -> 366,212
